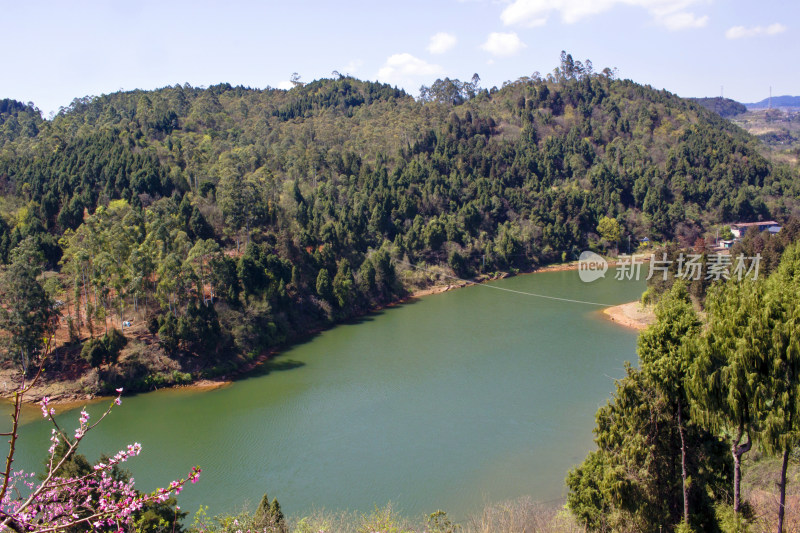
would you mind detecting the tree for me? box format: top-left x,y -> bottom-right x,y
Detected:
689,278 -> 767,517
637,281 -> 700,527
0,237 -> 55,374
596,216 -> 621,247
567,361 -> 730,532
253,493 -> 286,532
332,259 -> 354,309
759,243 -> 800,532
568,282 -> 731,532
189,206 -> 214,240
187,239 -> 221,304
290,72 -> 303,88
316,268 -> 333,302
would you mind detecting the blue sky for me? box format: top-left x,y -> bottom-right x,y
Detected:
2,0 -> 797,115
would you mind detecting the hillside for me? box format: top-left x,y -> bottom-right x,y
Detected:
688,96 -> 747,117
746,95 -> 800,109
1,53 -> 799,395
732,108 -> 800,166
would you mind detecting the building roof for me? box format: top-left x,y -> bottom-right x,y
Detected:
730,221 -> 779,227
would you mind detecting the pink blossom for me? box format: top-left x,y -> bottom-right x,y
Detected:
39,397 -> 50,418
2,390 -> 201,532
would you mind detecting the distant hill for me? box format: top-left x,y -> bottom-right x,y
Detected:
688,97 -> 747,118
746,95 -> 800,109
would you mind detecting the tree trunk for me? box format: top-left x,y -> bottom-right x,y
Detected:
81,268 -> 90,317
778,447 -> 790,533
732,426 -> 752,515
678,402 -> 689,525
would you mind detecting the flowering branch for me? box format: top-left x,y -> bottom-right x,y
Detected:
0,338 -> 201,532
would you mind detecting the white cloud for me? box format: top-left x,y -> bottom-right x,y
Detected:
766,23 -> 788,34
480,32 -> 527,57
427,32 -> 458,54
726,23 -> 787,39
377,53 -> 443,86
501,0 -> 710,30
276,80 -> 293,90
662,11 -> 708,30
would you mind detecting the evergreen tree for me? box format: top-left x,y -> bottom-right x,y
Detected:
689,279 -> 767,517
637,281 -> 700,526
316,268 -> 332,302
760,243 -> 800,532
0,237 -> 54,374
253,493 -> 286,532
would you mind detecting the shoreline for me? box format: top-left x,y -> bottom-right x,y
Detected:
601,301 -> 654,331
8,258 -> 634,406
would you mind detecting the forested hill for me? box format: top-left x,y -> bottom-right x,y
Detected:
687,96 -> 747,118
1,55 -> 798,390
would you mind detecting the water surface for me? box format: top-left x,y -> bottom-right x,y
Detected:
11,270 -> 644,520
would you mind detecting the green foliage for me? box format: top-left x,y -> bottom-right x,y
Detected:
567,362 -> 731,532
133,498 -> 187,533
571,245 -> 800,531
253,493 -> 286,533
568,283 -> 732,532
42,442 -> 186,532
689,97 -> 747,118
315,268 -> 332,302
177,301 -> 224,356
0,99 -> 43,146
3,54 -> 799,395
357,505 -> 416,533
80,328 -> 127,367
0,237 -> 54,373
596,216 -> 621,245
428,510 -> 459,533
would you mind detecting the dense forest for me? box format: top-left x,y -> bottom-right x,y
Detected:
1,53 -> 798,396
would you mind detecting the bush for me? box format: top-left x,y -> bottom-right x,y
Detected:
81,329 -> 127,367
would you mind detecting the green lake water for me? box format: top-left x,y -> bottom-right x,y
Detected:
11,269 -> 644,521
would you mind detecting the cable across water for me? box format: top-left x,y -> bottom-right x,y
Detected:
395,260 -> 615,307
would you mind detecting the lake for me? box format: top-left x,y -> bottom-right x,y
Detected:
11,269 -> 644,521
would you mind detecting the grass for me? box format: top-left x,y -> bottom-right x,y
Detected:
741,448 -> 800,533
195,498 -> 580,533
